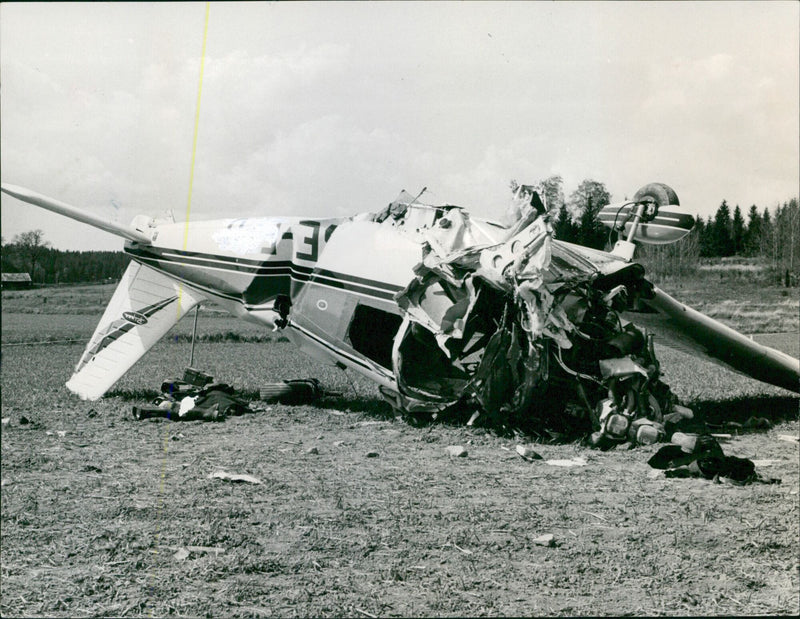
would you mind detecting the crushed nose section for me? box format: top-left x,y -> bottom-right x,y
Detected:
391,186 -> 674,445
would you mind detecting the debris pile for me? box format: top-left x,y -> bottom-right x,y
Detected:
131,370 -> 335,421
132,368 -> 251,421
648,433 -> 780,485
389,184 -> 681,445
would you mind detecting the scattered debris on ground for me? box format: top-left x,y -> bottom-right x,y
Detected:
515,444 -> 542,461
125,349 -> 785,485
648,433 -> 781,485
132,370 -> 341,422
445,445 -> 468,458
532,534 -> 556,547
173,546 -> 226,561
132,368 -> 252,422
259,378 -> 339,404
544,457 -> 588,468
208,470 -> 262,485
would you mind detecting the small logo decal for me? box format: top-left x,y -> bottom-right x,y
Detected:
122,311 -> 148,326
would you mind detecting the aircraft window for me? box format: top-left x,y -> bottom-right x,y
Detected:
347,304 -> 403,369
396,322 -> 469,400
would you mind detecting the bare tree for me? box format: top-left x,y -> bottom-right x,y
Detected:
12,229 -> 50,282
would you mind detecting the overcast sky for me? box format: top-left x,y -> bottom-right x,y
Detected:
1,1 -> 798,251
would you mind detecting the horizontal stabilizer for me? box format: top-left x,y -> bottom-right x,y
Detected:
1,183 -> 152,244
597,202 -> 695,245
66,262 -> 206,400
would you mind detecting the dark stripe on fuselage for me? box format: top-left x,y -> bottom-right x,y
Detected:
305,273 -> 398,301
124,244 -> 402,305
133,246 -> 306,275
312,267 -> 403,294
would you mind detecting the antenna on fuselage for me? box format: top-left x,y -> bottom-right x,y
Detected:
410,186 -> 427,205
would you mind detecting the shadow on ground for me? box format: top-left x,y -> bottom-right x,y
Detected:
687,395 -> 799,427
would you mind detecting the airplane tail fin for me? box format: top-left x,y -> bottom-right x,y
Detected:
1,183 -> 153,243
66,261 -> 207,400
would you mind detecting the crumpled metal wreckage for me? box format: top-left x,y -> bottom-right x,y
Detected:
384,188 -> 679,447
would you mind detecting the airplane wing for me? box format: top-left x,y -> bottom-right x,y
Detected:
558,240 -> 799,393
1,184 -> 153,243
66,261 -> 207,400
625,286 -> 799,393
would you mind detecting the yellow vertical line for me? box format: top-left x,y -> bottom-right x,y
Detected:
147,5 -> 210,616
177,0 -> 211,314
183,1 -> 211,252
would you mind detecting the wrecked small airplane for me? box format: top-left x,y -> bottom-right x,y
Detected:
2,181 -> 798,445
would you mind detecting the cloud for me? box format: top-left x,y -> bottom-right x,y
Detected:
1,2 -> 797,250
192,114 -> 426,219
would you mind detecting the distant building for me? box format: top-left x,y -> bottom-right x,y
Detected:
1,272 -> 33,289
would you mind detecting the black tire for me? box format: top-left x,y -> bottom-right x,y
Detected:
632,183 -> 679,223
259,379 -> 322,403
259,383 -> 295,401
633,183 -> 679,207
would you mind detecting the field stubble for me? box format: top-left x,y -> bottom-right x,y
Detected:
1,278 -> 799,617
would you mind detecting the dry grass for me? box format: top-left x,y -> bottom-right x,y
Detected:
1,272 -> 799,617
2,344 -> 799,617
649,267 -> 798,335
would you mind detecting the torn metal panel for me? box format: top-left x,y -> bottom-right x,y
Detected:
396,273 -> 478,350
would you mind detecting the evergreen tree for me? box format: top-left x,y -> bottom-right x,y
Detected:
553,204 -> 578,242
771,204 -> 785,270
577,197 -> 608,249
783,198 -> 800,276
744,204 -> 762,256
694,216 -> 712,257
711,200 -> 734,257
731,205 -> 745,255
760,207 -> 773,260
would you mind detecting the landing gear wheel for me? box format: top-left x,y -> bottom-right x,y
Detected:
632,183 -> 680,223
259,379 -> 323,404
259,383 -> 294,401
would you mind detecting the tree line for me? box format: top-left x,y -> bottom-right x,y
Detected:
532,175 -> 799,281
634,198 -> 799,280
1,231 -> 130,285
696,198 -> 799,264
